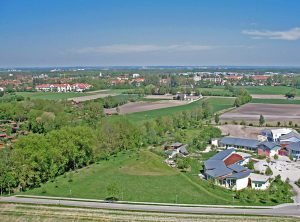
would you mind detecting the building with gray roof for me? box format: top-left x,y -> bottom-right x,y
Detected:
203,149 -> 251,190
219,137 -> 260,151
286,141 -> 300,160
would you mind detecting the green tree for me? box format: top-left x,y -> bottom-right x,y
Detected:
214,113 -> 220,124
259,114 -> 265,126
265,166 -> 273,175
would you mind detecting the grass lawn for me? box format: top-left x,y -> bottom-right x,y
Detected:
251,98 -> 300,105
111,97 -> 235,122
24,149 -> 292,206
16,92 -> 89,100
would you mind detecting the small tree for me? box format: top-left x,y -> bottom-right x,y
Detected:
274,154 -> 279,160
289,121 -> 293,127
265,166 -> 273,175
246,161 -> 254,170
277,121 -> 281,127
259,114 -> 265,126
214,113 -> 220,124
116,106 -> 120,114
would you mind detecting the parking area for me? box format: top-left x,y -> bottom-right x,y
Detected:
254,156 -> 300,182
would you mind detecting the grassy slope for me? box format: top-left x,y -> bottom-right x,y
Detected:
16,92 -> 89,100
110,97 -> 235,122
251,98 -> 300,104
25,150 -> 236,205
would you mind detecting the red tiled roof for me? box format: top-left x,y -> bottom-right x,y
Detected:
252,75 -> 269,80
224,154 -> 244,166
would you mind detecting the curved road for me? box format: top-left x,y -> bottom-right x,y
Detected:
1,196 -> 300,218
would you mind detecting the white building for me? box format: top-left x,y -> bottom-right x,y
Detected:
249,173 -> 270,190
132,73 -> 140,78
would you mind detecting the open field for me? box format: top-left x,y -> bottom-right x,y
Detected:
16,92 -> 90,100
110,97 -> 235,122
0,204 -> 297,222
221,103 -> 300,124
105,100 -> 189,114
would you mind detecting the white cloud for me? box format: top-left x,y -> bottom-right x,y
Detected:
242,27 -> 300,41
73,44 -> 217,54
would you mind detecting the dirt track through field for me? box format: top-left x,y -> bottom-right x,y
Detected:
221,103 -> 300,122
105,100 -> 188,114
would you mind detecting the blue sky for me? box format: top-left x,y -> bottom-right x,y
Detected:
1,0 -> 300,67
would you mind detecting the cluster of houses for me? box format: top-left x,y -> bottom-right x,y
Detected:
0,121 -> 28,149
203,128 -> 300,190
218,128 -> 300,160
35,83 -> 92,92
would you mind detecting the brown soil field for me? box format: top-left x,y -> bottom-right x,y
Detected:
217,125 -> 265,139
68,93 -> 118,102
221,103 -> 300,123
105,100 -> 188,114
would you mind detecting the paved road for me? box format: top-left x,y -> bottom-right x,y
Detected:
1,196 -> 300,217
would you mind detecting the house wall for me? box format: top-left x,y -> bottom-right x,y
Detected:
235,177 -> 249,190
257,148 -> 270,157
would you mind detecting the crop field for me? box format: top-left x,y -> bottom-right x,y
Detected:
0,204 -> 295,222
16,92 -> 89,100
105,100 -> 189,114
110,97 -> 235,122
221,103 -> 300,124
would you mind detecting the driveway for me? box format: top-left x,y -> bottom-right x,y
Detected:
255,156 -> 300,203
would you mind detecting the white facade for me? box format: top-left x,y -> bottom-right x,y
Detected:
132,73 -> 140,78
271,128 -> 293,141
235,177 -> 249,190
